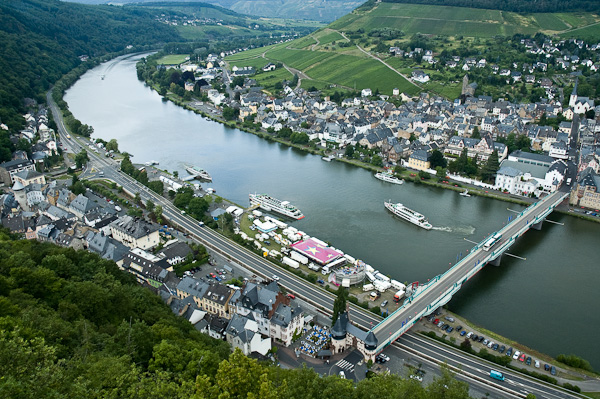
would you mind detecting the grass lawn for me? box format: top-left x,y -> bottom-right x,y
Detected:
156,54 -> 189,65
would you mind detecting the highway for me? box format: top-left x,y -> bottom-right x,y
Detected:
48,90 -> 580,399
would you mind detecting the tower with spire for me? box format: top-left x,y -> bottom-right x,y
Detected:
569,78 -> 579,108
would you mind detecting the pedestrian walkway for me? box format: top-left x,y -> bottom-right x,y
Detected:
335,359 -> 355,373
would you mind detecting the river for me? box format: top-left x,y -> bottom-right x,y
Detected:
65,54 -> 600,370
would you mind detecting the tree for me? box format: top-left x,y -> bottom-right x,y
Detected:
134,192 -> 141,205
371,154 -> 383,167
145,200 -> 155,213
480,150 -> 500,182
105,139 -> 119,152
429,149 -> 447,168
127,207 -> 143,217
75,149 -> 89,169
331,287 -> 348,326
471,126 -> 480,139
154,205 -> 163,223
223,106 -> 239,121
344,145 -> 355,158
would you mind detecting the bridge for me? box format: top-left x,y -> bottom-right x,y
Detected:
370,190 -> 569,353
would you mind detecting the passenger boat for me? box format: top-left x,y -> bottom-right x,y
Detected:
384,201 -> 432,230
249,193 -> 304,220
459,189 -> 471,197
185,165 -> 212,181
374,171 -> 404,185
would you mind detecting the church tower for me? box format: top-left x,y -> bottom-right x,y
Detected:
569,79 -> 578,107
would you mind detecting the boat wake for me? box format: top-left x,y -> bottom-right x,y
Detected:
432,226 -> 476,235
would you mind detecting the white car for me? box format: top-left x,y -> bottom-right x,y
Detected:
272,274 -> 280,281
466,332 -> 473,339
378,353 -> 390,362
534,360 -> 540,368
339,371 -> 346,379
487,341 -> 494,348
410,374 -> 423,382
513,350 -> 521,360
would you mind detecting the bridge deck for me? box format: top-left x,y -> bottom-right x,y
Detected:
371,191 -> 568,352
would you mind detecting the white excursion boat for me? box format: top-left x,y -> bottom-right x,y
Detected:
185,165 -> 212,181
374,171 -> 404,185
249,193 -> 305,220
459,189 -> 471,197
322,155 -> 335,162
384,201 -> 432,230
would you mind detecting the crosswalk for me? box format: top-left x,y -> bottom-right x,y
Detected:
335,359 -> 355,373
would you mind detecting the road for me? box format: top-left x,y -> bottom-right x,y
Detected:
48,91 -> 582,399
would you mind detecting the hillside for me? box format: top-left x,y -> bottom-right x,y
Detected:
0,228 -> 474,397
131,2 -> 323,41
376,0 -> 600,13
227,1 -> 600,99
64,0 -> 364,22
0,0 -> 180,133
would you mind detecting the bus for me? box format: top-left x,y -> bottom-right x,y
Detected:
483,233 -> 502,251
490,370 -> 505,381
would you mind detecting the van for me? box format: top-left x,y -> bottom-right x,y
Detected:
490,370 -> 504,381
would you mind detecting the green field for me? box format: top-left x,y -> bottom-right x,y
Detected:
287,35 -> 318,49
329,3 -> 600,38
314,29 -> 346,45
265,48 -> 338,71
156,54 -> 189,65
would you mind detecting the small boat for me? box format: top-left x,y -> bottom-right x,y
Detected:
374,171 -> 404,185
101,74 -> 105,80
322,155 -> 335,162
460,189 -> 470,197
185,165 -> 212,181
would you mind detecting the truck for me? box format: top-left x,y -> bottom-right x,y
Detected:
393,290 -> 405,302
282,257 -> 300,269
363,283 -> 374,292
290,251 -> 309,265
489,370 -> 505,381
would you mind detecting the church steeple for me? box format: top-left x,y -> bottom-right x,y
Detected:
569,78 -> 578,107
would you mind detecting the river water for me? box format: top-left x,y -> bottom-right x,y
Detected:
65,54 -> 600,369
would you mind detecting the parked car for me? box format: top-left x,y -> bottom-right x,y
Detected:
513,351 -> 521,360
482,339 -> 489,346
534,360 -> 540,368
433,318 -> 440,325
339,371 -> 346,379
460,330 -> 467,336
487,341 -> 494,348
466,332 -> 473,339
437,321 -> 445,328
544,364 -> 550,371
471,334 -> 479,341
381,300 -> 389,307
444,316 -> 455,322
526,356 -> 532,366
499,345 -> 506,353
478,336 -> 485,343
506,347 -> 513,357
519,353 -> 526,362
410,374 -> 423,382
456,325 -> 463,331
550,366 -> 556,376
446,326 -> 453,333
287,293 -> 295,299
317,279 -> 325,285
492,344 -> 499,351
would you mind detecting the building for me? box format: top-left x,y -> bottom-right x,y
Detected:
109,215 -> 160,250
176,276 -> 209,308
330,311 -> 378,362
445,136 -> 507,164
0,159 -> 35,185
225,313 -> 271,356
201,282 -> 235,319
495,159 -> 566,197
407,149 -> 430,171
12,169 -> 46,187
570,167 -> 600,209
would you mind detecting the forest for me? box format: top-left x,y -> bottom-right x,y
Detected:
0,228 -> 476,398
0,0 -> 181,134
378,0 -> 600,13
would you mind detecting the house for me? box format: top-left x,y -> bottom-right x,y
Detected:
201,282 -> 235,319
262,63 -> 276,72
12,169 -> 45,187
109,215 -> 160,250
361,88 -> 372,97
176,276 -> 210,308
407,149 -> 430,171
0,159 -> 35,185
118,247 -> 175,288
570,167 -> 600,209
225,313 -> 271,356
411,70 -> 430,83
85,230 -> 129,262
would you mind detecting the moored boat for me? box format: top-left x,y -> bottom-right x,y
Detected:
460,189 -> 470,197
249,193 -> 304,220
185,165 -> 212,181
374,171 -> 404,185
